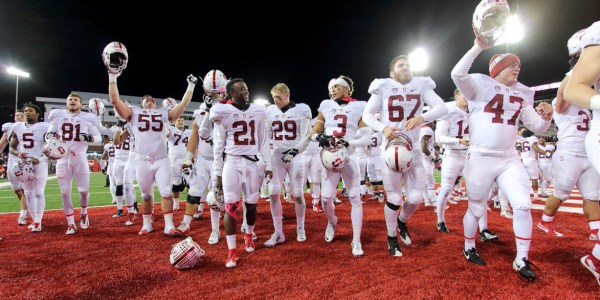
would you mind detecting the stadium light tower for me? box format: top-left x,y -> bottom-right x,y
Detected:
253,98 -> 269,106
497,15 -> 524,49
408,48 -> 429,75
6,67 -> 30,113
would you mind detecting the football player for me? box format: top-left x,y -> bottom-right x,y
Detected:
419,121 -> 438,207
108,70 -> 197,236
210,78 -> 272,268
302,118 -> 323,211
451,36 -> 553,279
0,110 -> 28,225
310,75 -> 372,257
47,93 -> 103,234
264,83 -> 312,247
167,116 -> 191,211
363,55 -> 447,257
9,103 -> 50,232
558,22 -> 600,286
366,128 -> 384,202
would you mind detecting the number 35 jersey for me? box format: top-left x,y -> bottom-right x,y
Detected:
318,100 -> 366,142
129,106 -> 169,159
209,103 -> 267,156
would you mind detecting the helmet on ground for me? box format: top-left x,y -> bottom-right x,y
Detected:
11,158 -> 36,182
43,137 -> 69,160
102,41 -> 128,74
384,133 -> 414,173
472,0 -> 510,45
206,189 -> 224,212
320,137 -> 350,172
88,98 -> 105,116
170,237 -> 205,270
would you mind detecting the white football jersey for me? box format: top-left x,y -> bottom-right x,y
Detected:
552,98 -> 590,154
436,101 -> 469,150
48,109 -> 101,155
267,103 -> 312,153
419,125 -> 435,155
318,100 -> 366,141
104,143 -> 115,163
537,143 -> 555,163
517,136 -> 538,159
462,74 -> 535,150
209,103 -> 268,156
128,106 -> 170,159
11,122 -> 51,158
3,122 -> 18,160
367,131 -> 383,157
114,134 -> 132,160
194,105 -> 213,160
367,77 -> 438,144
581,21 -> 600,122
167,126 -> 191,158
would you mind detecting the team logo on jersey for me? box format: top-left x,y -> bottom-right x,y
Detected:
392,88 -> 398,93
233,114 -> 239,119
275,115 -> 280,119
495,86 -> 501,92
403,87 -> 407,92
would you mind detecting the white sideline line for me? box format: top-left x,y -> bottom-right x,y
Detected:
0,203 -> 128,215
531,204 -> 583,214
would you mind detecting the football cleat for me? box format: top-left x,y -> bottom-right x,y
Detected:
589,231 -> 598,241
193,211 -> 202,220
112,209 -> 124,218
225,249 -> 238,268
513,257 -> 538,280
325,217 -> 337,243
125,214 -> 136,226
80,214 -> 90,230
169,222 -> 190,237
31,222 -> 42,232
397,220 -> 412,246
138,226 -> 153,236
537,222 -> 563,237
480,229 -> 499,242
208,230 -> 220,245
334,197 -> 342,204
312,202 -> 323,213
581,254 -> 600,287
351,242 -> 364,257
500,209 -> 514,219
244,234 -> 255,252
65,224 -> 77,235
437,222 -> 450,234
464,248 -> 486,265
264,232 -> 285,248
387,236 -> 403,257
17,216 -> 27,226
297,227 -> 306,242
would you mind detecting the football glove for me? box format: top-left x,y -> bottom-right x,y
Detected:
282,148 -> 299,163
316,133 -> 332,148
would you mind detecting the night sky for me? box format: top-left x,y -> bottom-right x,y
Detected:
0,0 -> 598,124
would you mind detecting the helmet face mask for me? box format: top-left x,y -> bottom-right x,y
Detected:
472,0 -> 510,45
170,237 -> 205,270
102,42 -> 128,74
206,189 -> 224,212
11,158 -> 36,182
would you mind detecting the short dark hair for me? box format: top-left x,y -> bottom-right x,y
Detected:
226,78 -> 245,97
390,55 -> 409,72
23,102 -> 42,115
16,109 -> 24,113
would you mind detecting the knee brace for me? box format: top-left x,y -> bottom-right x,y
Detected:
371,181 -> 383,186
186,194 -> 201,205
116,184 -> 124,196
360,180 -> 366,185
171,183 -> 184,193
386,201 -> 401,211
225,202 -> 239,221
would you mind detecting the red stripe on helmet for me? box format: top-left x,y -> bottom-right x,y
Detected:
395,146 -> 400,172
212,70 -> 217,89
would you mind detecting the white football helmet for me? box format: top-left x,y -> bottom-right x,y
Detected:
170,237 -> 205,270
384,133 -> 414,173
102,41 -> 128,74
88,98 -> 105,117
472,0 -> 510,45
202,69 -> 228,94
43,137 -> 69,159
162,97 -> 177,110
206,189 -> 224,212
320,138 -> 350,173
568,29 -> 586,57
10,159 -> 36,182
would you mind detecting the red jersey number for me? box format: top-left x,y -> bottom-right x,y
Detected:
388,94 -> 422,122
484,94 -> 523,125
272,120 -> 297,140
233,120 -> 257,145
138,114 -> 164,132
